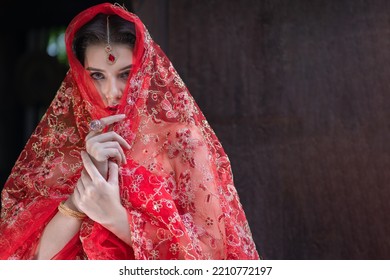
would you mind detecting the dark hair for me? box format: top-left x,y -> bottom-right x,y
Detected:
73,14 -> 136,64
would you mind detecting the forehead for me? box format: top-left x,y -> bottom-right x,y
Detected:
84,43 -> 133,68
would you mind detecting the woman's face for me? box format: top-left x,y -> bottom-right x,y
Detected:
84,43 -> 133,109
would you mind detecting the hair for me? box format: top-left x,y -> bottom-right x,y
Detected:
73,14 -> 136,64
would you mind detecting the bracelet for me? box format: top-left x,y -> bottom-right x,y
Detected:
58,201 -> 86,220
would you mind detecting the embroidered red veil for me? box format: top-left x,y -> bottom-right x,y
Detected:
0,3 -> 260,260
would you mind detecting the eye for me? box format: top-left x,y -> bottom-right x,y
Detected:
119,70 -> 131,80
90,72 -> 105,80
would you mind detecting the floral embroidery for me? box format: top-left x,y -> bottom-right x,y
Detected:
149,250 -> 160,260
52,86 -> 72,116
152,200 -> 162,212
169,243 -> 179,255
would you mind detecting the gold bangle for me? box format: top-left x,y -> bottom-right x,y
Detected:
58,201 -> 86,220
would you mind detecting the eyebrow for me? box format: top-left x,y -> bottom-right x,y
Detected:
86,65 -> 133,71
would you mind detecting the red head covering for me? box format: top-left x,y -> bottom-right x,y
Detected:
0,3 -> 260,260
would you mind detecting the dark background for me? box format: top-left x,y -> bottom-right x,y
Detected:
2,0 -> 390,259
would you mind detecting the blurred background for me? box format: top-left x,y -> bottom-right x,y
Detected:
2,0 -> 390,259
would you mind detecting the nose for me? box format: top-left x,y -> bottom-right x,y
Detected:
104,79 -> 122,106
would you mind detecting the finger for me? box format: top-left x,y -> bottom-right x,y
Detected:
88,131 -> 131,150
80,169 -> 92,187
86,129 -> 101,140
86,114 -> 126,140
88,141 -> 127,163
81,151 -> 104,183
104,141 -> 126,163
76,177 -> 85,194
99,114 -> 126,127
100,148 -> 123,164
107,161 -> 119,186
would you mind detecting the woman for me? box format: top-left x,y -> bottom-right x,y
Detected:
0,2 -> 260,260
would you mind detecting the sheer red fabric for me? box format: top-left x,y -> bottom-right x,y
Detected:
0,3 -> 260,260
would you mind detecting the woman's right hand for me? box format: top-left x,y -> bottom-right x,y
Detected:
67,152 -> 132,245
72,152 -> 123,224
85,114 -> 131,178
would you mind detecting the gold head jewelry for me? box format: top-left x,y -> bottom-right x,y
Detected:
105,15 -> 117,64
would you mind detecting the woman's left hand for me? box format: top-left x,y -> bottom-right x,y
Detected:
85,114 -> 131,179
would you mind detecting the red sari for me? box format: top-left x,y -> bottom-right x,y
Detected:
0,3 -> 260,260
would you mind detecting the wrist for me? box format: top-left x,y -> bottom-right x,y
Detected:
100,204 -> 132,246
64,196 -> 83,213
58,201 -> 86,220
101,204 -> 127,229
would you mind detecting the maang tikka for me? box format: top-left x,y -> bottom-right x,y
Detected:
105,15 -> 117,64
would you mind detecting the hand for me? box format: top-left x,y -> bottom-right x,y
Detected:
85,114 -> 131,177
72,151 -> 124,225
